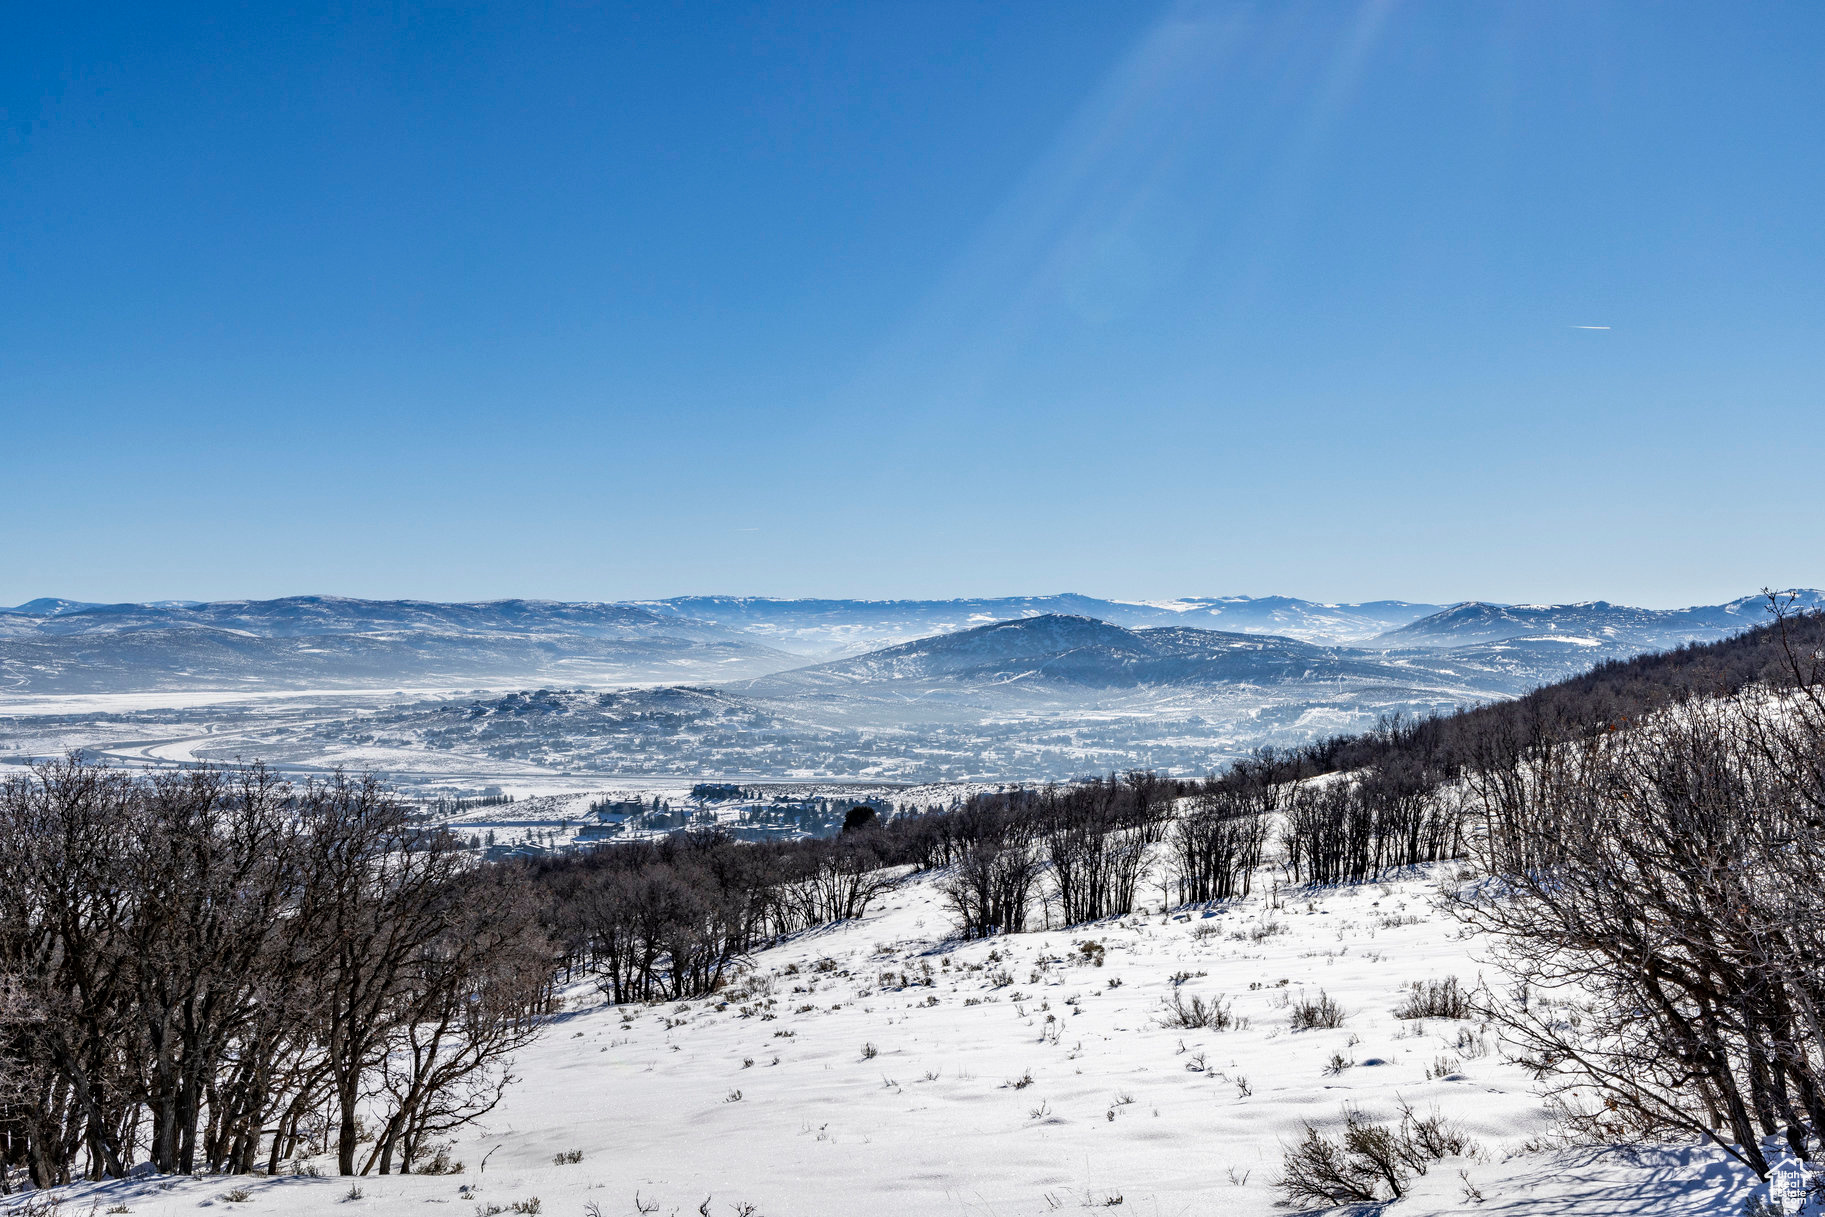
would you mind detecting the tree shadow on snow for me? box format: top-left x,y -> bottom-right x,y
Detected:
1473,1144 -> 1754,1216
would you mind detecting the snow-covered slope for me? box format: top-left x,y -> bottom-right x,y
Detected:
21,861 -> 1755,1217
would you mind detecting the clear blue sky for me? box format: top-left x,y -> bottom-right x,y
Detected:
3,2 -> 1821,609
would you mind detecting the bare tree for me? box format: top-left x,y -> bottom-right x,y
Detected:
364,873 -> 555,1174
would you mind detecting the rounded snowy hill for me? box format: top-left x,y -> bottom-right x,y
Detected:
744,614 -> 1426,692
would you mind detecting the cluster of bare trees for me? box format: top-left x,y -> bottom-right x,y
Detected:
1281,758 -> 1468,886
933,775 -> 1219,938
934,750 -> 1462,930
1170,781 -> 1273,904
924,759 -> 1463,939
942,821 -> 1048,938
0,761 -> 555,1190
1456,688 -> 1825,1175
533,830 -> 902,1004
1449,606 -> 1825,1178
1041,779 -> 1165,925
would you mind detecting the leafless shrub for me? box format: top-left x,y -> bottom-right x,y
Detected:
1392,976 -> 1471,1020
1289,991 -> 1346,1030
1231,919 -> 1286,943
1156,991 -> 1232,1030
1278,1104 -> 1477,1205
418,1145 -> 463,1174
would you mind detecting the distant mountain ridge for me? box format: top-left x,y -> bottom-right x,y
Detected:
1,591 -> 1815,697
0,595 -> 729,640
1379,592 -> 1825,649
635,594 -> 1444,650
0,596 -> 789,694
9,591 -> 1819,782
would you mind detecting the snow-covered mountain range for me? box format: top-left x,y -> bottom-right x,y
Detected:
3,591 -> 1815,696
3,591 -> 1817,782
0,596 -> 789,693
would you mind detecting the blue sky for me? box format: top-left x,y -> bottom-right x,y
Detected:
3,2 -> 1821,609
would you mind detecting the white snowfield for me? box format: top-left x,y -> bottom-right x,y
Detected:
20,864 -> 1754,1217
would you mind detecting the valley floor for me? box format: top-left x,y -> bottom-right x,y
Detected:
16,864 -> 1756,1217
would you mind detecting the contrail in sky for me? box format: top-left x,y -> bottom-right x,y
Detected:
1571,325 -> 1611,330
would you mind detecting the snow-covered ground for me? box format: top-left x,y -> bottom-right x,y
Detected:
15,862 -> 1757,1217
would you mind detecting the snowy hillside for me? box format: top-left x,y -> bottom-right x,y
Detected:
26,860 -> 1753,1217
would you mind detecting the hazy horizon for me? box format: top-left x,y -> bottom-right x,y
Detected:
6,585 -> 1816,615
